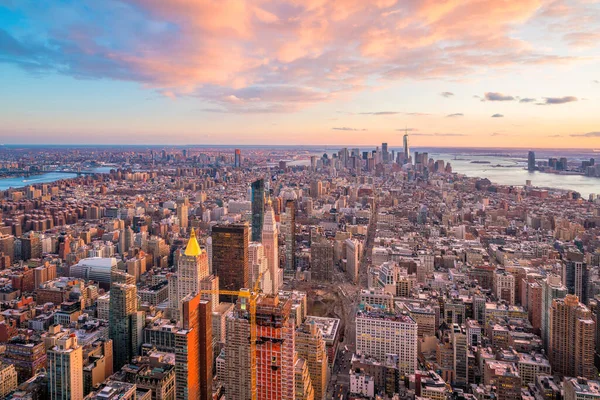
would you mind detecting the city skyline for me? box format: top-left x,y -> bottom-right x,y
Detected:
0,1 -> 599,147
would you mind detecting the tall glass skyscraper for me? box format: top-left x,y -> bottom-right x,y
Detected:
212,223 -> 249,297
251,179 -> 265,242
528,151 -> 536,171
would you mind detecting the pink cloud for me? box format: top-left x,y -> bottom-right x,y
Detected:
5,0 -> 594,113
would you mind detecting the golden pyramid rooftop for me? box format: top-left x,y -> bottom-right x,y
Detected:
184,228 -> 202,257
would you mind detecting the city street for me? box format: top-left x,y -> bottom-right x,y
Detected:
326,201 -> 378,399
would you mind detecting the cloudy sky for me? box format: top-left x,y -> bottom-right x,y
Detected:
0,0 -> 599,147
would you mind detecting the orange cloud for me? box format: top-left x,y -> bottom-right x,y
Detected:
3,0 -> 594,113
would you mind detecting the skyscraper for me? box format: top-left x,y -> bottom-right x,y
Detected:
175,229 -> 209,310
549,294 -> 596,379
177,203 -> 188,229
234,148 -> 241,168
283,200 -> 296,279
212,224 -> 249,295
176,294 -> 213,400
528,151 -> 536,171
109,280 -> 137,371
225,301 -> 253,400
382,142 -> 388,163
226,295 -> 296,400
563,252 -> 589,304
48,335 -> 84,400
251,179 -> 265,242
310,237 -> 334,282
403,131 -> 410,162
356,309 -> 417,377
345,238 -> 360,284
249,242 -> 272,293
262,198 -> 281,293
310,180 -> 322,199
198,300 -> 213,400
296,321 -> 328,400
541,274 -> 567,350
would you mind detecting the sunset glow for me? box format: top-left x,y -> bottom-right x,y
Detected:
0,0 -> 598,146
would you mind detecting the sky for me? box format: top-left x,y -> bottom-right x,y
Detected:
0,0 -> 599,147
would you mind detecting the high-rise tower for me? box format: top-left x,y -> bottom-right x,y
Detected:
176,294 -> 213,400
212,224 -> 249,296
283,200 -> 296,279
541,274 -> 567,350
528,151 -> 536,171
403,130 -> 410,163
549,294 -> 596,379
109,280 -> 137,371
296,321 -> 328,400
48,335 -> 84,400
178,230 -> 209,294
382,142 -> 388,163
251,179 -> 265,242
225,294 -> 296,400
234,148 -> 242,168
262,198 -> 281,293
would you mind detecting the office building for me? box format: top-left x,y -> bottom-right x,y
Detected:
541,274 -> 567,350
251,178 -> 265,242
494,269 -> 515,305
549,294 -> 596,379
21,232 -> 42,261
225,300 -> 253,400
382,142 -> 388,163
212,223 -> 249,296
452,324 -> 468,386
403,131 -> 410,162
48,335 -> 84,400
173,229 -> 209,316
249,242 -> 271,293
177,204 -> 188,229
564,377 -> 600,400
176,294 -> 212,400
296,321 -> 328,400
295,358 -> 315,400
0,362 -> 18,398
226,294 -> 296,400
528,151 -> 536,171
235,148 -> 242,167
1,335 -> 47,383
563,253 -> 589,304
356,309 -> 417,376
345,238 -> 360,284
483,361 -> 521,400
109,281 -> 137,371
310,237 -> 334,282
310,180 -> 322,199
282,199 -> 297,278
255,295 -> 296,400
517,352 -> 551,386
262,198 -> 281,293
0,234 -> 15,265
117,354 -> 175,400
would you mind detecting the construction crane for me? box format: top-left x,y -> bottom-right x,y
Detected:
198,271 -> 264,400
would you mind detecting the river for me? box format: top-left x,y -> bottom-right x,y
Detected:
0,167 -> 114,191
429,152 -> 599,199
289,147 -> 599,199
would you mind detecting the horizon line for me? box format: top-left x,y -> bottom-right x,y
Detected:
0,144 -> 597,151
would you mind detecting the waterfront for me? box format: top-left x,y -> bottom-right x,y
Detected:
1,149 -> 597,198
429,152 -> 599,199
0,167 -> 113,191
295,147 -> 599,199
